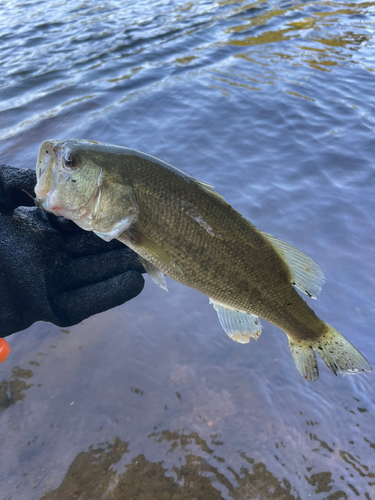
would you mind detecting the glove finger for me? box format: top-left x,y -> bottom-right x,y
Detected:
53,270 -> 144,326
62,229 -> 130,257
47,214 -> 82,232
43,210 -> 134,257
60,248 -> 144,290
0,166 -> 37,210
47,213 -> 127,253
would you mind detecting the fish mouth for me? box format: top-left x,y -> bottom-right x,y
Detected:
35,139 -> 62,201
48,185 -> 100,223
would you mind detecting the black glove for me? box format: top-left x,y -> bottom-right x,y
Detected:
0,164 -> 145,337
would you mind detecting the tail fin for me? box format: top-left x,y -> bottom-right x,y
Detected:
288,324 -> 372,381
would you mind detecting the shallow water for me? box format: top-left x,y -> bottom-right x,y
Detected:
1,0 -> 375,498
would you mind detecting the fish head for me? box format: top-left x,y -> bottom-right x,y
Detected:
35,139 -> 102,220
35,139 -> 138,240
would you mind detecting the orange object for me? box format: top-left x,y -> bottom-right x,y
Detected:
0,338 -> 11,363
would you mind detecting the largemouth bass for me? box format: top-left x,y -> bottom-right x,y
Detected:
34,139 -> 371,381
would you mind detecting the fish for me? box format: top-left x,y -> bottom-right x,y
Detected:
34,138 -> 372,381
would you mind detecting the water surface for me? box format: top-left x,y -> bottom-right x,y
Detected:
1,1 -> 375,499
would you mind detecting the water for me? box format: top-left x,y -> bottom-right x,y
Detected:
1,0 -> 375,498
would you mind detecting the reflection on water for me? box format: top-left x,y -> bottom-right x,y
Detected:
1,0 -> 375,499
40,438 -> 130,500
39,434 -> 301,500
0,366 -> 34,410
1,331 -> 374,499
1,0 -> 375,149
37,421 -> 375,499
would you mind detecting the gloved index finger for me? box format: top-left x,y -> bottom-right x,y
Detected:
0,165 -> 37,212
62,229 -> 131,257
59,248 -> 144,291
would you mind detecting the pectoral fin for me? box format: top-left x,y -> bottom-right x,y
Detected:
129,229 -> 184,277
262,232 -> 325,299
210,299 -> 262,344
139,256 -> 168,292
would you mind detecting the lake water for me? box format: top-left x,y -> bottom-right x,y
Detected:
1,0 -> 375,498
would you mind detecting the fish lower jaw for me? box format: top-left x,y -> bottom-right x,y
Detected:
35,196 -> 61,216
35,195 -> 90,222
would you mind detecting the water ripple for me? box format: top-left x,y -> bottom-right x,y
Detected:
1,1 -> 375,498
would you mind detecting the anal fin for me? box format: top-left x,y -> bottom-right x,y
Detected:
210,299 -> 262,344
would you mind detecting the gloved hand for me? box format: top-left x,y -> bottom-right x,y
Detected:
0,164 -> 145,337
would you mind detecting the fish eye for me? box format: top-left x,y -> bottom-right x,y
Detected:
63,151 -> 77,169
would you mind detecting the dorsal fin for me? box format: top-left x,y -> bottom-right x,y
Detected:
262,232 -> 325,299
193,178 -> 226,201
